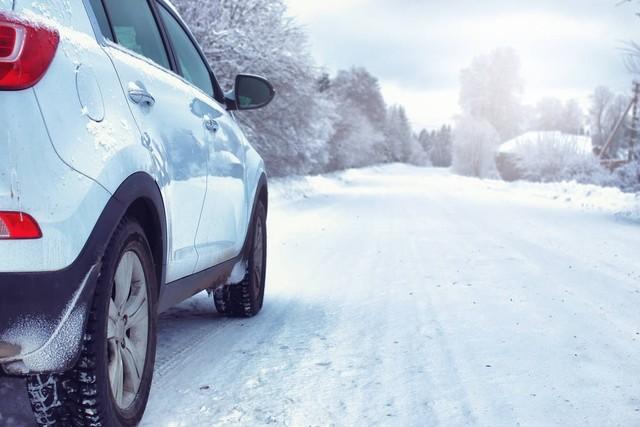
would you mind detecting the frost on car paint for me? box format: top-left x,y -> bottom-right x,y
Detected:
19,306 -> 86,373
0,266 -> 97,374
14,0 -> 74,26
87,120 -> 119,156
1,307 -> 85,374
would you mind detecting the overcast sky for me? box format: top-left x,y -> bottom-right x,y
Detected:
284,0 -> 639,130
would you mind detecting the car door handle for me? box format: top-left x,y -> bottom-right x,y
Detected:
204,118 -> 219,133
128,83 -> 155,107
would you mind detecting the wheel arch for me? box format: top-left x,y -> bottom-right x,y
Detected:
107,173 -> 167,292
256,172 -> 269,214
241,172 -> 268,259
123,198 -> 165,295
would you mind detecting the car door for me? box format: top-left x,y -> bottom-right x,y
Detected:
97,0 -> 208,283
155,3 -> 250,271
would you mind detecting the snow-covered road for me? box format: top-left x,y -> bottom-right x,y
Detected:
2,165 -> 639,426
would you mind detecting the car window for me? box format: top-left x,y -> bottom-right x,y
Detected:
101,0 -> 170,69
88,0 -> 114,41
157,4 -> 214,97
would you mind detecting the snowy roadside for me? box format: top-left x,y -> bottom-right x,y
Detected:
270,164 -> 640,221
267,173 -> 348,206
142,163 -> 640,426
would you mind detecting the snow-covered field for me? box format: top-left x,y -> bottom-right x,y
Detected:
2,165 -> 639,426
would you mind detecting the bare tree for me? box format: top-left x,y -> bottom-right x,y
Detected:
459,48 -> 525,141
590,87 -> 630,155
624,42 -> 640,74
618,0 -> 640,72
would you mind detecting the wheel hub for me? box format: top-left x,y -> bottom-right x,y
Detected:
115,315 -> 127,344
107,250 -> 150,410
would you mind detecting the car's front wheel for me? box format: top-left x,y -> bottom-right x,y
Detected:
27,219 -> 158,427
214,201 -> 267,317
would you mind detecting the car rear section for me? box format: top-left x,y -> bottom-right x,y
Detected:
0,0 -> 133,375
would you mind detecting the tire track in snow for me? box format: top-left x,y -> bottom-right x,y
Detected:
423,179 -> 640,426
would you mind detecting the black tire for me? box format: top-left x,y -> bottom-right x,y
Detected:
214,201 -> 267,318
27,219 -> 158,427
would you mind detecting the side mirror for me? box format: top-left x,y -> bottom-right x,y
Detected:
226,74 -> 275,111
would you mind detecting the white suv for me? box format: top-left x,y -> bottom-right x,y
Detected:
0,0 -> 273,425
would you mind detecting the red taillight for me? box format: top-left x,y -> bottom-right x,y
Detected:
0,212 -> 42,239
0,12 -> 59,91
0,25 -> 20,58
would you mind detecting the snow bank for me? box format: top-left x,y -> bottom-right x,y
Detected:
269,172 -> 351,205
499,131 -> 593,156
501,179 -> 640,221
271,164 -> 640,222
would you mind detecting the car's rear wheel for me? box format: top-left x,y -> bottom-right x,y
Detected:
27,219 -> 157,427
214,201 -> 267,317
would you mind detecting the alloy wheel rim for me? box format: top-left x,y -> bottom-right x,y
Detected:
107,250 -> 149,410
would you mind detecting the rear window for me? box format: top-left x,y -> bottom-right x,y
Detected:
0,0 -> 12,11
157,4 -> 213,96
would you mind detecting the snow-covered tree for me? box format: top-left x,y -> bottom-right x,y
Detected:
327,109 -> 385,170
385,105 -> 422,163
533,98 -> 585,134
612,160 -> 640,192
332,68 -> 388,131
610,1 -> 640,192
533,98 -> 564,132
324,68 -> 389,170
459,48 -> 525,141
173,0 -> 333,176
418,125 -> 452,167
417,129 -> 432,152
507,133 -> 609,184
174,1 -> 422,175
562,100 -> 586,135
452,115 -> 500,178
323,67 -> 427,169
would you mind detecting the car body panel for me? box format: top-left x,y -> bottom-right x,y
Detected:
192,97 -> 250,271
0,90 -> 111,273
103,44 -> 209,283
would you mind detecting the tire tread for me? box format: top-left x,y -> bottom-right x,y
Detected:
28,218 -> 155,427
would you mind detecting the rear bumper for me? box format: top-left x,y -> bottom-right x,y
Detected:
0,173 -> 166,376
0,257 -> 101,376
